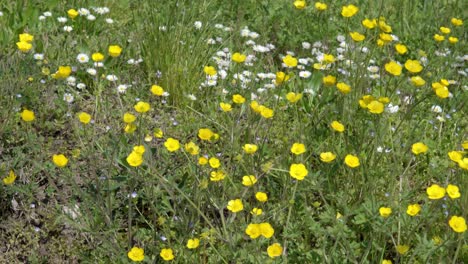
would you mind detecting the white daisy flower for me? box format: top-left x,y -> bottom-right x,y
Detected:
105,18 -> 114,24
194,21 -> 202,29
86,68 -> 97,76
117,84 -> 128,93
106,75 -> 118,81
77,83 -> 86,89
57,17 -> 67,23
76,53 -> 89,63
63,26 -> 73,32
86,15 -> 96,21
63,93 -> 74,103
299,71 -> 311,78
78,8 -> 90,16
33,54 -> 44,60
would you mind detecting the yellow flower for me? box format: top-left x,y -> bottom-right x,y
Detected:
451,18 -> 463,26
227,199 -> 244,212
134,102 -> 150,113
379,33 -> 393,43
78,112 -> 91,124
410,76 -> 426,86
331,121 -> 345,132
359,95 -> 375,108
439,26 -> 451,34
232,94 -> 246,104
448,151 -> 463,162
434,86 -> 449,99
448,37 -> 458,44
67,9 -> 79,19
378,97 -> 390,104
283,55 -> 298,67
294,0 -> 306,9
208,157 -> 220,168
108,45 -> 122,57
378,19 -> 392,33
406,204 -> 421,216
184,142 -> 200,155
260,107 -> 274,119
395,43 -> 408,54
275,71 -> 290,85
367,100 -> 384,114
259,222 -> 275,238
133,145 -> 145,155
446,184 -> 460,199
433,34 -> 445,42
323,75 -> 336,86
210,170 -> 226,181
124,124 -> 137,134
411,142 -> 428,155
448,216 -> 467,233
19,33 -> 34,43
362,18 -> 377,29
426,184 -> 445,200
204,66 -> 217,76
52,66 -> 72,79
198,128 -> 215,141
432,236 -> 442,246
219,102 -> 232,112
315,2 -> 327,10
160,248 -> 174,261
320,152 -> 336,163
127,246 -> 145,262
187,238 -> 200,249
127,151 -> 143,167
251,208 -> 263,215
290,143 -> 306,155
462,141 -> 468,150
255,192 -> 268,202
344,154 -> 360,168
21,109 -> 35,122
404,60 -> 423,73
289,163 -> 308,180
286,92 -> 302,103
379,207 -> 392,217
123,113 -> 136,123
3,170 -> 17,185
242,175 -> 257,186
92,52 -> 104,62
382,260 -> 392,264
198,156 -> 208,166
243,144 -> 258,154
164,138 -> 180,152
245,223 -> 262,239
350,32 -> 365,42
341,4 -> 359,17
267,243 -> 283,258
150,85 -> 164,96
396,245 -> 409,255
154,128 -> 164,138
52,154 -> 69,167
336,82 -> 351,94
232,52 -> 246,63
385,61 -> 402,76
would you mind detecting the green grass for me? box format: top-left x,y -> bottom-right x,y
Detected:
0,0 -> 467,263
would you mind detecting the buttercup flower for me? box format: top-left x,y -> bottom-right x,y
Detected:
448,151 -> 463,162
275,71 -> 290,85
3,170 -> 17,185
53,154 -> 69,167
108,45 -> 122,57
294,0 -> 306,9
286,92 -> 302,103
385,61 -> 402,76
289,163 -> 308,180
367,100 -> 384,114
406,204 -> 421,216
267,243 -> 283,258
451,18 -> 463,26
448,216 -> 467,233
331,121 -> 345,132
336,82 -> 351,94
233,94 -> 246,104
251,208 -> 263,215
21,109 -> 35,122
184,142 -> 200,155
127,151 -> 143,167
259,223 -> 274,238
341,4 -> 359,18
245,223 -> 261,239
92,52 -> 104,62
290,143 -> 306,155
232,52 -> 246,63
67,9 -> 79,19
410,76 -> 426,86
242,175 -> 257,186
164,138 -> 180,152
16,41 -> 32,52
362,18 -> 377,29
78,112 -> 91,124
208,157 -> 220,168
128,247 -> 144,262
426,184 -> 445,200
320,152 -> 336,163
323,75 -> 336,86
151,85 -> 164,96
283,55 -> 298,67
411,142 -> 428,155
344,154 -> 360,168
210,170 -> 226,181
187,238 -> 200,249
160,248 -> 174,261
396,245 -> 409,255
395,43 -> 408,54
123,113 -> 136,123
198,128 -> 215,141
227,199 -> 244,212
439,26 -> 450,34
315,2 -> 327,11
446,184 -> 460,199
219,102 -> 232,112
379,207 -> 392,217
350,32 -> 365,42
134,102 -> 150,113
255,192 -> 268,202
204,66 -> 217,76
243,144 -> 258,154
19,33 -> 34,43
404,60 -> 423,73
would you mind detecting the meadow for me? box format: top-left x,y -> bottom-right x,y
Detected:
0,0 -> 467,263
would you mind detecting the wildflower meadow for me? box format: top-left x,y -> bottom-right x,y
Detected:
1,0 -> 467,263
